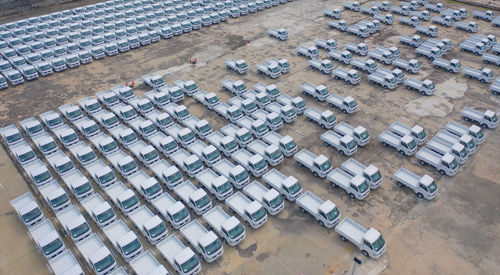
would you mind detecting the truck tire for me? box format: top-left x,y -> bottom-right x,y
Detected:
417,193 -> 424,199
335,76 -> 340,80
480,79 -> 485,83
482,123 -> 488,128
324,142 -> 329,146
329,103 -> 334,108
246,221 -> 250,227
384,85 -> 389,90
382,142 -> 388,147
319,220 -> 324,226
227,65 -> 231,70
464,116 -> 470,122
349,193 -> 355,199
419,160 -> 425,165
399,150 -> 405,155
430,57 -> 434,61
300,207 -> 305,213
362,250 -> 369,257
340,150 -> 345,155
396,181 -> 403,187
313,171 -> 318,177
310,65 -> 314,69
298,162 -> 303,167
343,109 -> 347,114
439,170 -> 445,175
321,124 -> 325,129
308,56 -> 312,60
222,238 -> 227,244
303,91 -> 307,95
407,85 -> 412,90
340,235 -> 346,241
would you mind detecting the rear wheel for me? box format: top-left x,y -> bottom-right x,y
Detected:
362,250 -> 369,257
396,181 -> 403,187
482,123 -> 488,128
340,150 -> 345,155
382,142 -> 388,147
343,109 -> 347,114
464,117 -> 470,122
324,142 -> 329,146
439,170 -> 445,175
298,162 -> 303,167
480,79 -> 485,83
419,160 -> 425,165
340,235 -> 346,241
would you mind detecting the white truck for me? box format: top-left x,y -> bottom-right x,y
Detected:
60,169 -> 94,200
399,34 -> 423,48
432,58 -> 462,73
149,158 -> 184,189
145,90 -> 171,109
368,71 -> 398,90
294,149 -> 332,178
251,109 -> 283,131
196,168 -> 233,200
425,2 -> 444,12
10,192 -> 45,228
228,96 -> 258,115
389,121 -> 427,145
455,21 -> 478,32
461,107 -> 497,129
145,110 -> 174,131
333,68 -> 361,85
472,10 -> 494,21
315,38 -> 338,52
142,73 -> 165,90
56,205 -> 92,243
166,125 -> 196,148
334,122 -> 370,146
361,5 -> 380,16
76,233 -> 117,275
459,41 -> 485,55
38,179 -> 71,213
328,168 -> 370,199
404,77 -> 435,96
243,180 -> 284,215
416,25 -> 438,37
344,42 -> 369,56
378,130 -> 417,156
324,9 -> 342,18
129,205 -> 168,245
351,58 -> 377,74
335,217 -> 386,258
374,13 -> 394,24
262,168 -> 302,201
411,10 -> 431,20
58,103 -> 83,122
296,45 -> 320,59
221,78 -> 247,96
96,90 -> 120,108
106,149 -> 138,178
305,107 -> 336,129
174,79 -> 199,96
301,83 -> 329,102
213,158 -> 250,189
215,103 -> 244,123
393,58 -> 420,74
427,137 -> 468,164
328,49 -> 353,64
92,110 -> 119,130
224,58 -> 248,74
157,235 -> 201,275
266,102 -> 297,123
48,250 -> 84,275
308,58 -> 334,74
267,28 -> 288,40
220,123 -> 254,149
416,147 -> 458,175
392,167 -> 438,199
28,219 -> 66,260
73,117 -> 101,138
226,191 -> 268,229
129,251 -> 168,275
31,132 -> 58,156
129,141 -> 160,167
187,140 -> 221,167
180,219 -> 224,262
432,15 -> 454,27
202,206 -> 246,246
445,121 -> 484,144
232,148 -> 268,177
77,96 -> 102,114
340,159 -> 382,190
236,116 -> 269,139
206,131 -> 239,157
296,191 -> 340,228
39,110 -> 64,130
399,15 -> 420,27
343,1 -> 361,11
242,90 -> 271,108
247,139 -> 283,166
110,102 -> 137,122
8,141 -> 37,165
321,130 -> 358,156
276,94 -> 306,114
368,47 -> 395,64
22,159 -> 53,187
436,130 -> 476,154
267,57 -> 291,74
174,180 -> 212,215
182,117 -> 213,139
346,25 -> 369,38
463,67 -> 493,83
19,117 -> 44,137
128,96 -> 155,115
163,103 -> 191,122
53,125 -> 80,149
81,193 -> 117,228
256,61 -> 282,78
171,149 -> 204,177
151,192 -> 191,230
159,85 -> 184,103
89,132 -> 119,156
128,170 -> 163,201
262,131 -> 297,157
328,20 -> 349,31
103,219 -> 144,262
482,53 -> 500,66
104,181 -> 141,215
193,90 -> 220,110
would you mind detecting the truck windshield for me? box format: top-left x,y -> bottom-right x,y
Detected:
195,195 -> 210,208
59,161 -> 74,173
217,181 -> 232,194
143,124 -> 156,135
352,72 -> 360,79
326,207 -> 339,221
257,124 -> 267,133
164,141 -> 177,151
327,115 -> 336,123
226,140 -> 238,150
141,102 -> 153,111
271,150 -> 282,160
71,222 -> 90,238
100,172 -> 116,185
149,223 -> 166,238
372,235 -> 386,252
358,181 -> 369,193
42,238 -> 63,256
122,195 -> 138,209
105,95 -> 118,104
417,130 -> 427,140
68,109 -> 82,119
286,109 -> 296,117
236,171 -> 249,182
319,88 -> 328,95
152,78 -> 164,85
159,116 -> 172,126
272,117 -> 281,125
252,208 -> 266,221
208,97 -> 219,104
122,239 -> 141,255
236,84 -> 246,91
173,208 -> 189,222
183,132 -> 195,142
449,159 -> 458,169
200,124 -> 212,134
22,207 -> 42,223
122,161 -> 137,173
51,194 -> 69,208
207,150 -> 220,161
105,116 -> 118,126
348,101 -> 357,108
269,195 -> 283,208
490,114 -> 498,122
288,182 -> 302,195
467,140 -> 475,149
254,160 -> 266,170
189,160 -> 202,171
87,102 -> 100,111
123,109 -> 136,118
103,141 -> 117,152
34,171 -> 51,184
25,68 -> 37,74
181,255 -> 199,273
144,150 -> 158,161
346,140 -> 357,149
285,141 -> 297,150
123,133 -> 137,143
271,66 -> 280,73
320,161 -> 331,171
75,182 -> 92,195
206,239 -> 222,255
20,151 -> 36,162
407,140 -> 416,149
6,133 -> 22,144
427,181 -> 438,193
85,124 -> 99,134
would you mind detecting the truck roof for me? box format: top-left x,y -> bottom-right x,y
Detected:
335,217 -> 368,244
48,249 -> 83,275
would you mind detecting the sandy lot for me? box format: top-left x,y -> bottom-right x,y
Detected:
1,1 -> 499,274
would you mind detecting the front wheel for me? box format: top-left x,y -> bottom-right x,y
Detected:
340,235 -> 346,241
349,193 -> 355,199
439,170 -> 445,175
382,142 -> 388,147
417,193 -> 424,199
319,220 -> 324,226
399,150 -> 405,155
362,250 -> 369,257
298,162 -> 303,167
300,207 -> 305,213
396,181 -> 403,187
313,172 -> 318,177
482,123 -> 488,128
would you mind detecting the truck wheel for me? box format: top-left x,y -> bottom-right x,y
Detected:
229,208 -> 234,214
340,235 -> 346,241
340,150 -> 345,155
466,75 -> 470,78
419,160 -> 425,165
321,124 -> 326,129
329,103 -> 334,108
343,109 -> 347,114
407,85 -> 412,90
313,172 -> 318,177
480,79 -> 485,83
307,117 -> 311,122
282,194 -> 287,200
227,65 -> 231,70
430,57 -> 434,61
434,65 -> 439,69
298,162 -> 303,167
482,123 -> 488,128
384,85 -> 389,90
246,221 -> 250,227
222,238 -> 227,244
310,65 -> 314,69
399,150 -> 406,155
464,116 -> 470,122
335,76 -> 340,80
321,70 -> 325,74
308,56 -> 312,60
396,181 -> 403,187
362,250 -> 369,257
484,60 -> 488,64
382,142 -> 388,147
324,142 -> 329,146
421,91 -> 426,96
300,207 -> 305,213
303,91 -> 307,95
315,96 -> 319,101
349,193 -> 355,199
439,170 -> 445,175
417,193 -> 424,199
319,220 -> 324,226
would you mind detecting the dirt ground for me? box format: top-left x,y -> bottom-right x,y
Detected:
1,1 -> 499,274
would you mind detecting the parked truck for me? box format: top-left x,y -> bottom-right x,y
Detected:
393,58 -> 420,74
389,121 -> 427,145
351,58 -> 377,74
221,78 -> 247,96
267,28 -> 288,40
334,122 -> 370,146
333,68 -> 361,85
157,234 -> 201,275
171,149 -> 204,178
251,109 -> 283,131
327,168 -> 370,199
47,249 -> 84,275
129,141 -> 160,167
472,10 -> 494,21
296,46 -> 320,59
305,108 -> 337,129
361,5 -> 380,16
267,57 -> 291,74
315,38 -> 338,52
368,48 -> 395,64
301,83 -> 330,101
77,96 -> 102,114
276,94 -> 306,114
19,117 -> 44,138
344,42 -> 368,56
202,206 -> 246,246
432,58 -> 461,73
142,73 -> 165,90
129,205 -> 168,245
459,40 -> 485,55
226,191 -> 268,229
9,141 -> 36,166
324,9 -> 342,18
321,130 -> 358,156
183,117 -> 213,139
28,219 -> 66,260
107,149 -> 138,178
56,205 -> 92,243
256,61 -> 281,78
103,219 -> 144,262
243,180 -> 284,215
196,168 -> 233,200
328,49 -> 353,64
80,193 -> 116,228
335,217 -> 386,258
224,58 -> 248,74
128,170 -> 163,201
445,121 -> 484,144
206,131 -> 239,157
60,169 -> 94,200
166,125 -> 196,148
427,137 -> 468,164
174,180 -> 212,215
416,25 -> 438,37
247,140 -> 283,166
378,130 -> 416,156
328,20 -> 349,31
341,158 -> 382,188
104,181 -> 141,214
294,149 -> 332,178
404,78 -> 435,95
296,191 -> 340,227
253,83 -> 281,100
463,67 -> 493,83
308,58 -> 334,74
76,233 -> 117,275
374,13 -> 394,24
461,107 -> 497,128
10,192 -> 45,228
174,79 -> 199,96
399,34 -> 423,47
416,147 -> 458,175
432,15 -> 453,27
455,21 -> 478,32
399,15 -> 420,27
129,251 -> 168,275
437,130 -> 477,154
392,167 -> 438,199
266,102 -> 297,123
368,71 -> 398,89
187,140 -> 221,167
38,179 -> 71,213
193,90 -> 220,110
231,148 -> 268,177
425,2 -> 444,12
180,219 -> 224,263
220,123 -> 254,148
89,133 -> 119,156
